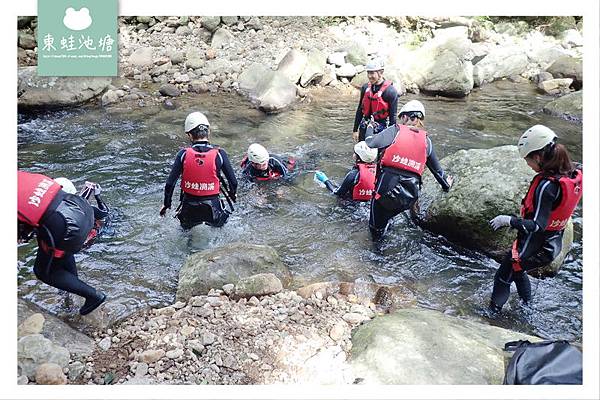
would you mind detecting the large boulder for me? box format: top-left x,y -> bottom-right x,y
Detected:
527,44 -> 569,69
473,45 -> 528,87
537,78 -> 573,96
17,334 -> 70,380
406,36 -> 474,97
238,63 -> 298,113
350,308 -> 540,384
17,299 -> 95,357
415,145 -> 575,270
18,67 -> 111,110
176,242 -> 292,301
299,49 -> 327,87
542,91 -> 583,123
276,49 -> 308,84
546,56 -> 582,90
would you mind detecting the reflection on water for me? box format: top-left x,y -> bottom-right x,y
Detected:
17,82 -> 583,340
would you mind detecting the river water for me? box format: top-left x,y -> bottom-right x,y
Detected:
17,81 -> 583,341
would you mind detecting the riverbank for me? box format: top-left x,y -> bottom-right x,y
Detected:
18,16 -> 583,120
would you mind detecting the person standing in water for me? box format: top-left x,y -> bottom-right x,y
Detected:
488,125 -> 582,313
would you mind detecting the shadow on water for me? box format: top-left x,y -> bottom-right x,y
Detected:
17,81 -> 582,340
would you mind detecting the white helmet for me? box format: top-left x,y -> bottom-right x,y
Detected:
54,177 -> 76,194
517,125 -> 557,158
399,100 -> 425,118
247,143 -> 269,164
365,57 -> 385,72
184,111 -> 210,133
354,141 -> 378,163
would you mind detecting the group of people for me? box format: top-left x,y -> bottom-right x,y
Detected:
17,59 -> 582,317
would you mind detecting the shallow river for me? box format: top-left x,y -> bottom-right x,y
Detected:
17,81 -> 583,341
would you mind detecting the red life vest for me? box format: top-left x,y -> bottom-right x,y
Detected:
512,169 -> 583,272
18,171 -> 62,227
181,147 -> 220,196
352,163 -> 376,201
379,125 -> 428,176
520,169 -> 583,231
361,80 -> 392,121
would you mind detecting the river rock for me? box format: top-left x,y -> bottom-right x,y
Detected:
531,71 -> 553,85
18,313 -> 45,337
201,16 -> 221,32
18,299 -> 94,357
101,89 -> 119,106
221,16 -> 239,26
416,145 -> 533,258
350,308 -> 540,384
320,64 -> 338,87
18,66 -> 111,110
204,58 -> 232,76
129,47 -> 154,67
175,26 -> 191,36
560,29 -> 583,48
350,71 -> 369,89
235,273 -> 283,298
546,56 -> 582,90
299,49 -> 327,87
211,28 -> 235,49
542,90 -> 583,122
176,242 -> 291,301
18,334 -> 70,380
18,32 -> 37,50
327,52 -> 346,67
184,48 -> 205,69
238,63 -> 298,113
246,17 -> 263,30
406,36 -> 474,97
159,84 -> 181,97
276,49 -> 308,84
138,349 -> 165,364
35,363 -> 67,385
537,78 -> 573,96
166,50 -> 185,65
335,63 -> 357,78
416,145 -> 576,271
473,45 -> 528,87
527,44 -> 569,69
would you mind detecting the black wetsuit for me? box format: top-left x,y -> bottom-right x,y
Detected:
30,193 -> 103,306
163,141 -> 237,229
490,178 -> 564,310
365,124 -> 452,238
241,155 -> 291,181
324,167 -> 360,200
353,81 -> 399,141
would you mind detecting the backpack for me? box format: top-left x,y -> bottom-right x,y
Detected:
503,340 -> 582,385
52,193 -> 95,253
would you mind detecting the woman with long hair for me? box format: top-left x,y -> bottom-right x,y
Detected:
489,125 -> 583,312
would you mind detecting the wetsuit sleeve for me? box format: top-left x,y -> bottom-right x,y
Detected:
334,169 -> 358,198
425,137 -> 452,192
509,179 -> 560,234
353,85 -> 368,132
382,84 -> 398,126
365,125 -> 396,149
163,149 -> 185,209
92,195 -> 109,220
218,149 -> 238,195
270,156 -> 289,178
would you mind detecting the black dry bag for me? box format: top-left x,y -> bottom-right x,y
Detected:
503,340 -> 582,385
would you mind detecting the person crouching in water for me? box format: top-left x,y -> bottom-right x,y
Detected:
241,143 -> 296,181
365,100 -> 454,239
18,171 -> 106,315
488,125 -> 582,313
53,178 -> 110,250
160,111 -> 238,229
314,141 -> 377,201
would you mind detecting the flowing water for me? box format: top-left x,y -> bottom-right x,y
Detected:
17,81 -> 583,341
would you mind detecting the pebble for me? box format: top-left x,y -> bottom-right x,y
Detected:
98,337 -> 112,351
201,332 -> 217,346
166,349 -> 184,359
